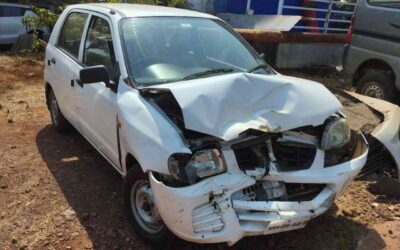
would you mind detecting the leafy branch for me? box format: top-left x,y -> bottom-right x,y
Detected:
21,6 -> 65,49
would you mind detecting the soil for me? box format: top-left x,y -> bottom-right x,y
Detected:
0,53 -> 399,250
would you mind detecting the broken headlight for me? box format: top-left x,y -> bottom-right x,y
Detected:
168,149 -> 226,184
321,117 -> 351,150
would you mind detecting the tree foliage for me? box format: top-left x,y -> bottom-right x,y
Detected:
22,6 -> 63,31
21,6 -> 65,49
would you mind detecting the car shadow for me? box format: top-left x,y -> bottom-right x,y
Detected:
36,125 -> 153,249
37,125 -> 376,250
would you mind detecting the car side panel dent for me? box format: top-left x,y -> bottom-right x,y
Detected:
117,83 -> 191,175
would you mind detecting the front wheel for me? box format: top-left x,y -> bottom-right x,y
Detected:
123,166 -> 169,244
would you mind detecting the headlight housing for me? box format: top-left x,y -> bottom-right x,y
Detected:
321,117 -> 351,150
168,149 -> 226,184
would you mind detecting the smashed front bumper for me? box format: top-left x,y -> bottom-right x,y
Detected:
345,92 -> 400,179
150,133 -> 368,245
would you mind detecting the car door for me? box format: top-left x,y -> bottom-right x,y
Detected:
74,13 -> 120,168
46,11 -> 89,128
0,5 -> 26,44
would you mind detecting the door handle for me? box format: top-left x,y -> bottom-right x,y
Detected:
50,58 -> 56,65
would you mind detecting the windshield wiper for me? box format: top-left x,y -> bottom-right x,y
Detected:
182,68 -> 234,80
247,63 -> 268,73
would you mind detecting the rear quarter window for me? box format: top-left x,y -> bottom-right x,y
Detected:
368,0 -> 400,9
57,12 -> 89,59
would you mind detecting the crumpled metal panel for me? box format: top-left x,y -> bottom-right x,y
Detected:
117,83 -> 191,175
153,73 -> 342,140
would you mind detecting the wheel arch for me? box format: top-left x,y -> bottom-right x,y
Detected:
353,59 -> 396,87
125,152 -> 141,176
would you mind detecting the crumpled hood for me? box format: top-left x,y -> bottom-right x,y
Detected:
155,73 -> 342,140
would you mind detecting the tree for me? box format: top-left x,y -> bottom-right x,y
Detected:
21,6 -> 65,49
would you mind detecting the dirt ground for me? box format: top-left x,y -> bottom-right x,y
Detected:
0,53 -> 399,250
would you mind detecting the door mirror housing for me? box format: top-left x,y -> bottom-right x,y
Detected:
80,65 -> 110,86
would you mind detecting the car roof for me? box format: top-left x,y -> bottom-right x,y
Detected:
70,3 -> 217,19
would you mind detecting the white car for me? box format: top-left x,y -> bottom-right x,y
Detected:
44,3 -> 371,246
0,3 -> 38,45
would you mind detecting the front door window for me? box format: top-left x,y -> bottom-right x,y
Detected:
83,16 -> 117,81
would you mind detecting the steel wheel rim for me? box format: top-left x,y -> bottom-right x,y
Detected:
362,82 -> 385,99
130,180 -> 164,234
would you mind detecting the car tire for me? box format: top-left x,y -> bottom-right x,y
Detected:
123,166 -> 169,245
48,89 -> 71,132
356,71 -> 397,102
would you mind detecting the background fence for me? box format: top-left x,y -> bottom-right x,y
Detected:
214,0 -> 358,33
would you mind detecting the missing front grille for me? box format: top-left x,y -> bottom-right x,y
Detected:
272,141 -> 317,171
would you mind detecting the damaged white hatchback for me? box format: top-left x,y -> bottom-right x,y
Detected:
44,3 -> 370,246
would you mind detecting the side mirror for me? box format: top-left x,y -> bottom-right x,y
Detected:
80,65 -> 110,85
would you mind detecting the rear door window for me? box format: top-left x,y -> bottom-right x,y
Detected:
0,6 -> 26,17
57,12 -> 89,59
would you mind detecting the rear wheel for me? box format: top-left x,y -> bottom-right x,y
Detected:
48,89 -> 71,132
356,71 -> 397,102
123,166 -> 168,244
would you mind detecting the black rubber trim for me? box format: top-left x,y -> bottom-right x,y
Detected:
76,79 -> 83,87
116,116 -> 122,168
231,134 -> 271,150
389,22 -> 400,30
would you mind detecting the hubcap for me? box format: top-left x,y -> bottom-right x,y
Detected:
130,180 -> 163,234
362,82 -> 385,99
50,94 -> 59,126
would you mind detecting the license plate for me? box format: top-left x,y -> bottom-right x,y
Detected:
265,218 -> 309,234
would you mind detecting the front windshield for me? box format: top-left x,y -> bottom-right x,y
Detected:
120,17 -> 272,86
